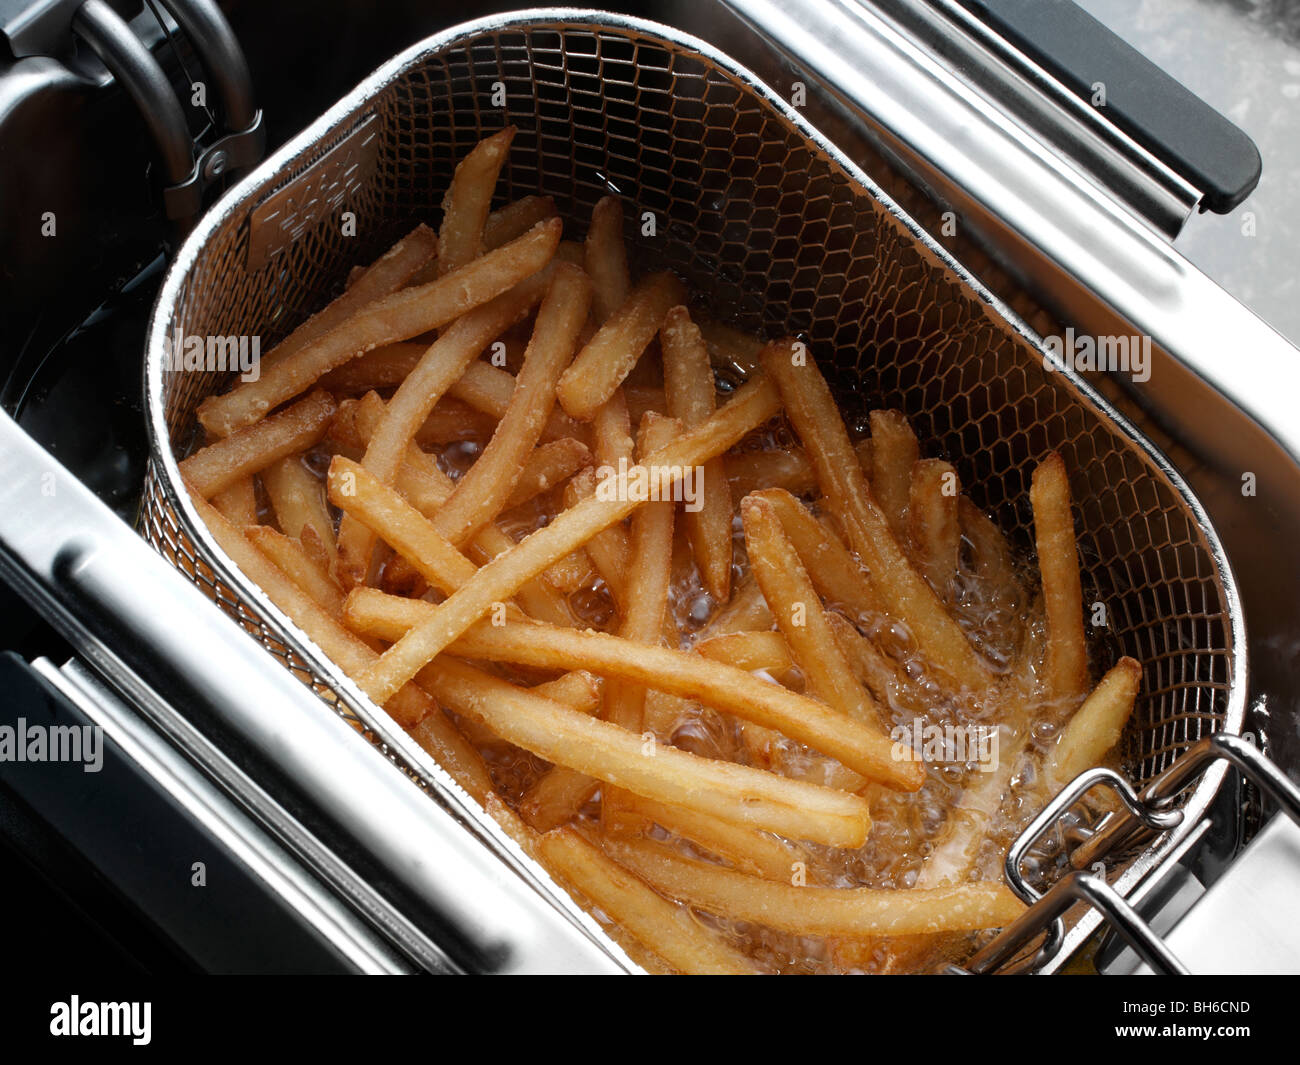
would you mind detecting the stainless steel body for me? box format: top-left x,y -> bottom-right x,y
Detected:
139,8 -> 1246,972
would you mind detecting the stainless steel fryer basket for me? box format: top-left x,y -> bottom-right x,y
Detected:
139,8 -> 1245,970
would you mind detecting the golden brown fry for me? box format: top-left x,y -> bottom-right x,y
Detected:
1030,452 -> 1089,704
344,590 -> 907,786
742,495 -> 922,791
420,657 -> 871,847
262,454 -> 337,569
483,195 -> 558,251
605,795 -> 803,883
909,458 -> 962,598
448,360 -> 591,445
868,410 -> 919,543
351,375 -> 782,705
408,709 -> 497,806
1045,657 -> 1141,786
335,268 -> 553,584
186,490 -> 431,728
328,456 -> 478,597
607,837 -> 1024,937
750,488 -> 883,622
560,468 -> 631,606
180,390 -> 335,498
211,476 -> 258,526
317,341 -> 425,393
584,196 -> 631,324
537,828 -> 758,975
761,341 -> 991,692
345,391 -> 574,625
556,272 -> 686,420
197,219 -> 562,438
261,225 -> 438,372
661,306 -> 732,602
433,263 -> 592,545
436,127 -> 516,276
532,671 -> 603,714
695,630 -> 794,677
701,574 -> 774,637
726,447 -> 817,502
502,437 -> 593,510
245,526 -> 343,613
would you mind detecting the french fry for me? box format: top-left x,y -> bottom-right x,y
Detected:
186,490 -> 431,728
436,127 -> 516,276
411,399 -> 498,446
607,413 -> 679,730
483,195 -> 557,251
197,218 -> 562,438
584,196 -> 631,324
245,526 -> 343,614
593,413 -> 681,824
351,375 -> 781,704
1031,452 -> 1089,704
318,341 -> 426,393
695,631 -> 794,677
701,574 -> 774,637
502,438 -> 593,510
556,272 -> 686,420
727,447 -> 817,502
180,390 -> 335,498
761,342 -> 991,692
1044,657 -> 1141,786
606,838 -> 1025,937
419,657 -> 872,847
345,392 -> 574,624
532,671 -> 603,714
909,458 -> 961,598
408,708 -> 497,806
869,410 -> 919,543
661,306 -> 732,601
329,457 -> 479,597
344,591 -> 909,786
517,761 -> 597,831
260,225 -> 438,372
432,264 -> 592,545
335,267 -> 554,584
211,476 -> 258,526
560,468 -> 630,606
742,495 -> 924,790
750,488 -> 884,622
605,795 -> 803,882
537,828 -> 758,975
449,360 -> 590,444
826,613 -> 909,708
262,454 -> 338,569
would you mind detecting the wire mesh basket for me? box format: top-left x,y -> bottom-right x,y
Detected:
140,8 -> 1245,970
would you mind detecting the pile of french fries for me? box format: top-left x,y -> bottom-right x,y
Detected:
178,129 -> 1142,974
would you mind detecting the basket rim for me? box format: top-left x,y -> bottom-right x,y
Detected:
141,6 -> 1248,973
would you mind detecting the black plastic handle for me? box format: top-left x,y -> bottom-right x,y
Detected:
954,0 -> 1261,214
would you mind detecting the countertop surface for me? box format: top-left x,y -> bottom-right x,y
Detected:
1078,0 -> 1300,348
